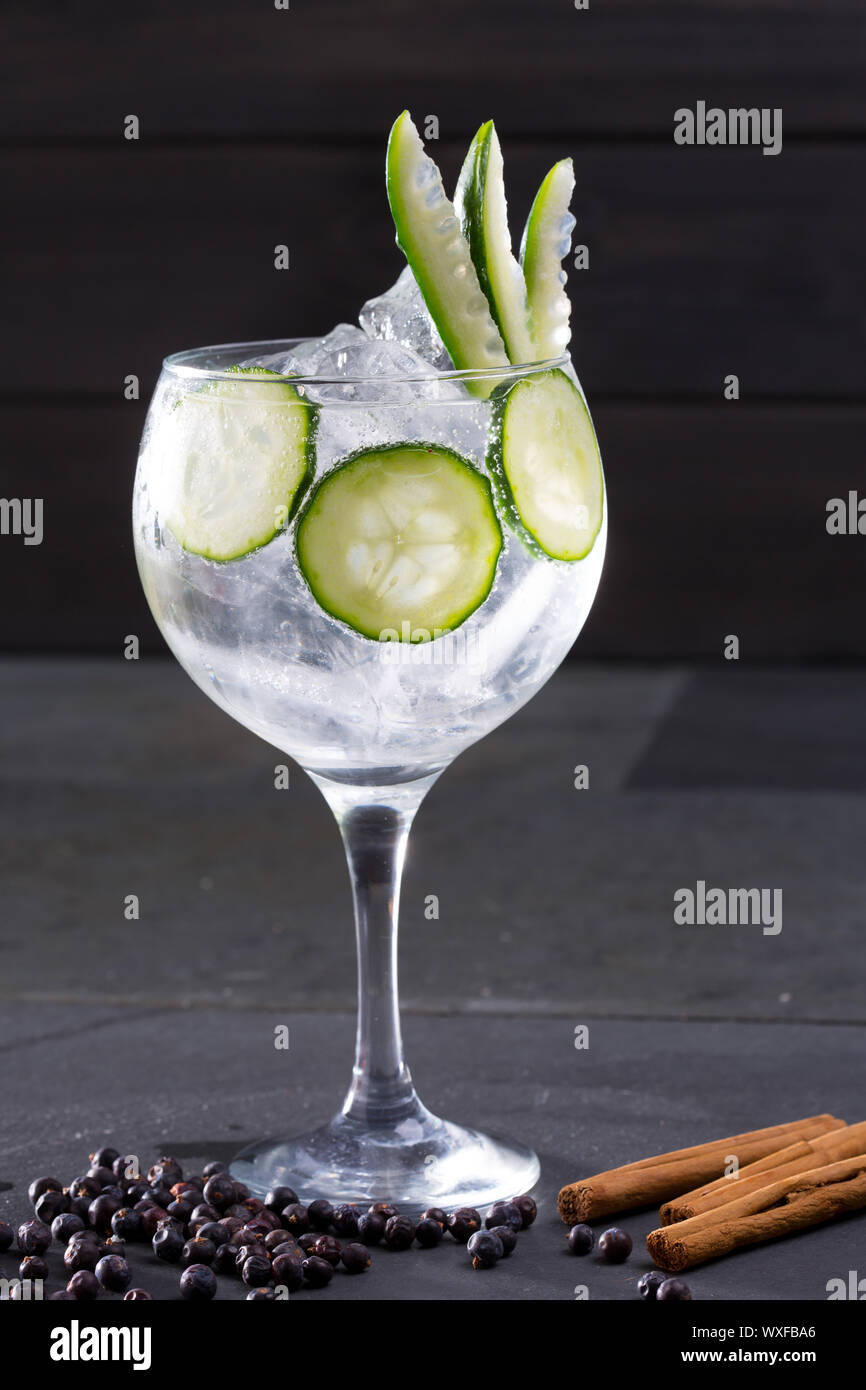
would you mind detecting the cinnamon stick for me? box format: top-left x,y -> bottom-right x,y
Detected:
661,1119 -> 866,1224
557,1114 -> 843,1224
647,1155 -> 866,1272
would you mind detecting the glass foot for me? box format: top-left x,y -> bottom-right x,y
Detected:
230,1105 -> 540,1215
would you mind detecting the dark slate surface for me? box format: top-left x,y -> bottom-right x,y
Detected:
0,658 -> 864,1299
629,668 -> 866,789
0,660 -> 864,1022
1,656 -> 866,1017
0,1007 -> 863,1301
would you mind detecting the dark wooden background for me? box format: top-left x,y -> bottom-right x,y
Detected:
1,0 -> 864,657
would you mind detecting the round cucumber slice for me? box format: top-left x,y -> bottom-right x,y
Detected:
296,444 -> 502,641
385,111 -> 508,394
163,367 -> 313,561
455,121 -> 535,366
488,368 -> 603,561
520,158 -> 576,360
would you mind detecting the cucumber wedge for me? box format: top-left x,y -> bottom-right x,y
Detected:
164,367 -> 312,562
385,111 -> 508,392
455,121 -> 535,366
487,368 -> 602,561
519,158 -> 576,360
296,443 -> 502,640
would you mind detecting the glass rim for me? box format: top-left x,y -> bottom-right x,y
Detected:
162,339 -> 571,387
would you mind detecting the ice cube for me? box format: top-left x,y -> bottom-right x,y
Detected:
245,328 -> 445,399
245,324 -> 370,378
244,327 -> 487,476
359,266 -> 453,372
327,338 -> 442,387
294,338 -> 462,404
287,323 -> 371,375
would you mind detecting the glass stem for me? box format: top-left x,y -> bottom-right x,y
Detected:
317,778 -> 437,1128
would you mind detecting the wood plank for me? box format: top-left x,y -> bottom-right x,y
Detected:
1,401 -> 863,658
2,1 -> 865,137
583,403 -> 866,660
0,403 -> 159,653
1,144 -> 863,399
